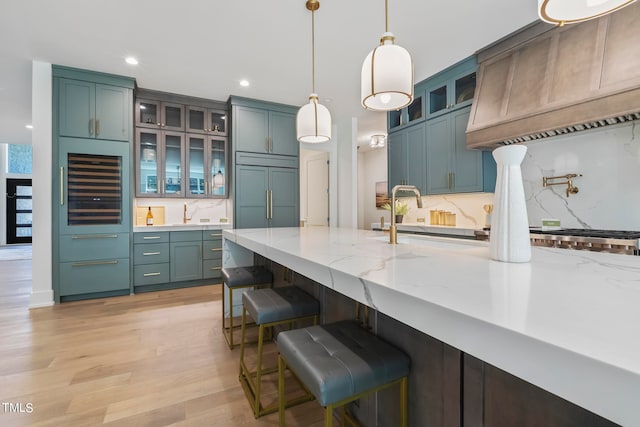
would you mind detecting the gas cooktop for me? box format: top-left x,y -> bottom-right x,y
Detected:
529,228 -> 640,239
528,228 -> 640,255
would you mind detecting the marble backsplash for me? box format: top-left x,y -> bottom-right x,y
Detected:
134,198 -> 231,226
521,122 -> 640,231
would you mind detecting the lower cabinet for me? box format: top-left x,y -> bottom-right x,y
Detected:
133,229 -> 222,292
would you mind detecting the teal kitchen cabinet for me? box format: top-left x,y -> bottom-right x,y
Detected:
202,230 -> 223,280
170,231 -> 203,282
426,107 -> 495,194
185,134 -> 228,198
186,105 -> 227,136
235,164 -> 299,229
387,122 -> 426,194
388,94 -> 424,132
52,66 -> 134,302
133,231 -> 171,287
135,98 -> 185,132
135,129 -> 186,197
58,76 -> 131,142
231,101 -> 298,157
425,57 -> 477,120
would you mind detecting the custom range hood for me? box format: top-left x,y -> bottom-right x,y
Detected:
466,1 -> 640,149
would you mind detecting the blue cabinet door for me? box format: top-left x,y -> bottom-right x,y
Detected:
170,241 -> 203,282
235,165 -> 269,229
269,167 -> 299,227
426,115 -> 452,194
58,79 -> 95,139
95,84 -> 131,141
387,132 -> 405,192
406,123 -> 426,194
269,111 -> 298,156
450,108 -> 483,193
233,106 -> 269,153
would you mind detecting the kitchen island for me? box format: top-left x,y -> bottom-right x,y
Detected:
223,227 -> 639,426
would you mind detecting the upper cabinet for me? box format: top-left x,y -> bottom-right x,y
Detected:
232,102 -> 298,157
388,96 -> 424,131
136,99 -> 185,131
186,106 -> 227,136
134,89 -> 228,198
58,77 -> 131,142
387,122 -> 426,194
425,61 -> 476,119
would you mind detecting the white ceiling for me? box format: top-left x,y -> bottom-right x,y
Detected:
0,0 -> 539,147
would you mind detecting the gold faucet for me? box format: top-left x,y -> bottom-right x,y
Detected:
389,185 -> 423,244
183,203 -> 192,224
542,173 -> 582,197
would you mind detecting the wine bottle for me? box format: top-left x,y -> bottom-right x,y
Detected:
146,207 -> 154,226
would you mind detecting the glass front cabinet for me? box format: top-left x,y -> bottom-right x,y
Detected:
135,98 -> 185,131
186,134 -> 227,197
136,129 -> 186,197
426,69 -> 476,118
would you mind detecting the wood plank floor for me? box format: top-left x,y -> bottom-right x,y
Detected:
0,259 -> 324,426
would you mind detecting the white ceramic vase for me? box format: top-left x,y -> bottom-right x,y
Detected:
490,145 -> 531,263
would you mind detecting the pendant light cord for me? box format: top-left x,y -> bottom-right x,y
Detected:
385,0 -> 388,32
311,8 -> 316,94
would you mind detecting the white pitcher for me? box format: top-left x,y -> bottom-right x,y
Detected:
490,145 -> 531,263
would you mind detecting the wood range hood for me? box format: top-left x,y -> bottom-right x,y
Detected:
466,2 -> 640,150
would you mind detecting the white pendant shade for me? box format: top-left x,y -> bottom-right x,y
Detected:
538,0 -> 637,25
297,94 -> 332,143
361,32 -> 413,111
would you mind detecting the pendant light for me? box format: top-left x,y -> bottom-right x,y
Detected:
538,0 -> 637,26
361,0 -> 414,111
297,0 -> 332,143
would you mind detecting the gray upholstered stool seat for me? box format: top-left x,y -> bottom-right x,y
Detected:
239,286 -> 319,418
277,320 -> 410,427
220,266 -> 273,349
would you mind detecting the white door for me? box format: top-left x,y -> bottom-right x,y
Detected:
306,155 -> 329,226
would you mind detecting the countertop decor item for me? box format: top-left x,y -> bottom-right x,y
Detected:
296,0 -> 331,143
490,145 -> 531,263
360,0 -> 413,111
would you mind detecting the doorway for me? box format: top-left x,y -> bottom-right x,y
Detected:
6,179 -> 32,244
305,153 -> 330,226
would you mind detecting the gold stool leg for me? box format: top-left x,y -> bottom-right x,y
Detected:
279,355 -> 286,427
253,323 -> 265,417
324,404 -> 334,427
400,376 -> 408,427
239,307 -> 248,377
228,283 -> 235,348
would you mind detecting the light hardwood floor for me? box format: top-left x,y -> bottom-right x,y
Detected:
0,259 -> 324,426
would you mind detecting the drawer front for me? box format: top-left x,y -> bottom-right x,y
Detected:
59,258 -> 130,296
59,233 -> 130,262
134,263 -> 170,286
202,230 -> 223,241
133,243 -> 170,265
203,258 -> 223,280
134,232 -> 170,244
203,240 -> 223,260
170,230 -> 203,242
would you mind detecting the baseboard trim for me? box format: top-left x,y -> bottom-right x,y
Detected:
29,289 -> 55,308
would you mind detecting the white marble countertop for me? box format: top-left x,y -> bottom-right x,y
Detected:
223,227 -> 640,426
133,223 -> 232,232
371,223 -> 480,238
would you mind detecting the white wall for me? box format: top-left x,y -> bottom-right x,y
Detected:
337,118 -> 358,228
30,61 -> 54,307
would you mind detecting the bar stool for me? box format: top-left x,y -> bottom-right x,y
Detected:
277,320 -> 410,427
221,266 -> 273,349
239,286 -> 320,418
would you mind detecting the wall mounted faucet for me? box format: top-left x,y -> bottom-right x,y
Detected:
542,173 -> 582,197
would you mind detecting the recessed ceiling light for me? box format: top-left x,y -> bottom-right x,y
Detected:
25,124 -> 33,129
125,57 -> 139,65
239,79 -> 250,87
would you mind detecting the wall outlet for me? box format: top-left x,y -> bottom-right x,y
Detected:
219,218 -> 228,223
417,217 -> 425,223
199,218 -> 210,223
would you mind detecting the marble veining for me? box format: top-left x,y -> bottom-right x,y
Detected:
223,226 -> 640,426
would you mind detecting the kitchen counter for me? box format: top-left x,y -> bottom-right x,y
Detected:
133,223 -> 232,232
223,227 -> 640,426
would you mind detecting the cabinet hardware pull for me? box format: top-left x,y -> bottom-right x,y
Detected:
71,234 -> 118,239
209,267 -> 222,271
143,236 -> 161,240
266,190 -> 270,219
269,190 -> 273,219
210,233 -> 222,237
270,137 -> 273,152
452,173 -> 455,189
72,260 -> 118,267
265,137 -> 270,152
89,119 -> 94,136
447,173 -> 451,189
60,166 -> 64,206
210,248 -> 222,252
95,119 -> 100,136
143,252 -> 161,256
143,272 -> 161,277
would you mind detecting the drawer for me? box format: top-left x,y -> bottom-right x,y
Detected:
202,230 -> 223,241
203,258 -> 222,280
59,258 -> 130,296
133,243 -> 170,265
134,232 -> 169,244
59,233 -> 130,262
134,263 -> 170,286
203,240 -> 223,260
170,230 -> 203,242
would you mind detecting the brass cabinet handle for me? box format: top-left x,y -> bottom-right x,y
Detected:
72,260 -> 118,267
452,172 -> 455,189
266,190 -> 270,219
89,119 -> 94,136
60,166 -> 64,205
209,267 -> 222,271
210,233 -> 222,237
265,137 -> 269,152
143,272 -> 161,277
447,173 -> 451,189
210,248 -> 222,252
143,236 -> 161,240
269,190 -> 273,219
143,252 -> 161,256
72,234 -> 118,239
270,137 -> 273,152
95,119 -> 100,136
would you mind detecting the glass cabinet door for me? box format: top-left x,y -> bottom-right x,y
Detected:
163,132 -> 185,196
453,72 -> 476,108
429,85 -> 448,116
137,99 -> 160,127
209,137 -> 227,197
407,96 -> 423,123
137,129 -> 161,197
187,135 -> 206,197
161,102 -> 185,131
209,111 -> 227,135
187,106 -> 207,133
